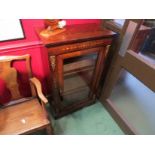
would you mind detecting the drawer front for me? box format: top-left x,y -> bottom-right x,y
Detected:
47,38 -> 112,56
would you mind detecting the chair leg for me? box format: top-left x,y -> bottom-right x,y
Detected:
46,125 -> 54,135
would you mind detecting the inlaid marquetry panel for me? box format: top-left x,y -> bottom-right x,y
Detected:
48,39 -> 112,55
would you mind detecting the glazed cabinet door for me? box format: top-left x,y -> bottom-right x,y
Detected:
52,46 -> 108,116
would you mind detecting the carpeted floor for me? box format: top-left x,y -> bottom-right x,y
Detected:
49,101 -> 124,135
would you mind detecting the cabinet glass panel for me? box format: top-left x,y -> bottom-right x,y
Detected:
62,52 -> 98,106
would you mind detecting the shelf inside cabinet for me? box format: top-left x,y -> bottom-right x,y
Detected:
63,53 -> 97,76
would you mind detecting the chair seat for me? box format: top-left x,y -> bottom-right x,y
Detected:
0,98 -> 50,135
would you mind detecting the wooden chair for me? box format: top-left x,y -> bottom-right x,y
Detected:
0,54 -> 53,135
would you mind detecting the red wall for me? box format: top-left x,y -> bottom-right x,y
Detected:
0,19 -> 101,104
65,19 -> 101,25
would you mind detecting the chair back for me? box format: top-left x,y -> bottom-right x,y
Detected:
0,55 -> 33,104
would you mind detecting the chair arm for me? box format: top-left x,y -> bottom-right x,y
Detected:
30,77 -> 48,104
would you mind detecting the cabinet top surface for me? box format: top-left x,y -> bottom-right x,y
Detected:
36,23 -> 116,47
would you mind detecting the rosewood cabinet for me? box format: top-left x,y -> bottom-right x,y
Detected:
37,23 -> 116,118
